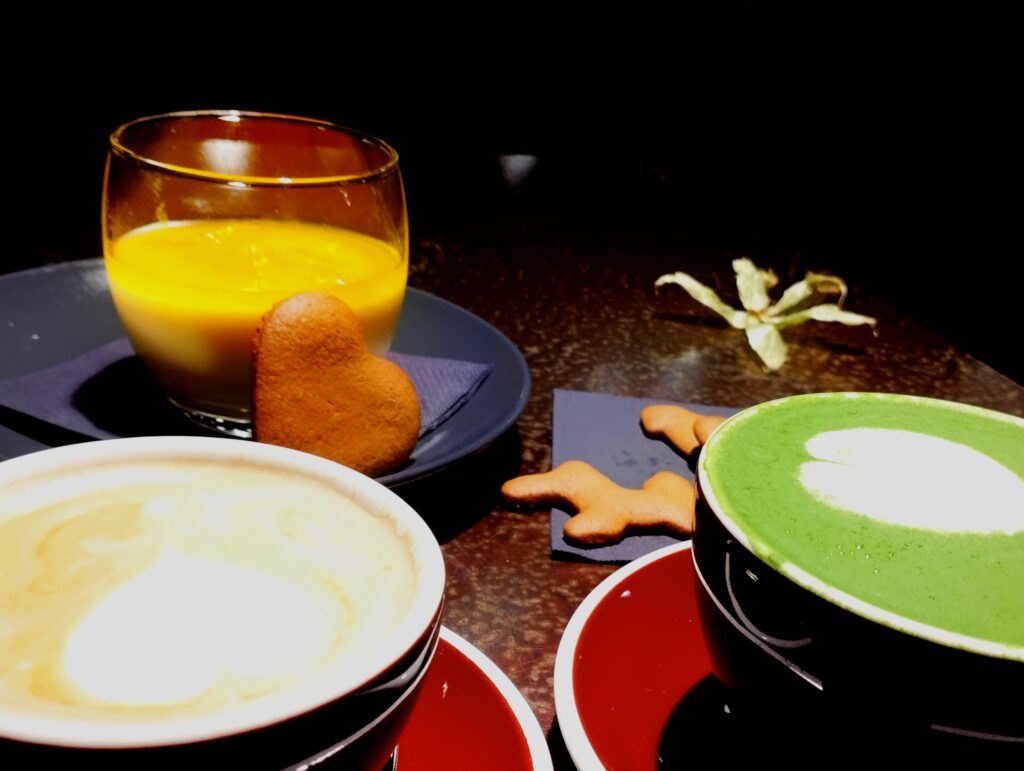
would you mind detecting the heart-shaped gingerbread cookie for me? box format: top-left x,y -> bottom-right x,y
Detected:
253,293 -> 420,477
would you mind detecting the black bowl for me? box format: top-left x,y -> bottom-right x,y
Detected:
691,394 -> 1024,756
0,605 -> 443,770
688,393 -> 1024,753
0,438 -> 448,771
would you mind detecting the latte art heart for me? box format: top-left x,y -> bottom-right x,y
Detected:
800,428 -> 1024,534
0,460 -> 416,722
63,550 -> 348,707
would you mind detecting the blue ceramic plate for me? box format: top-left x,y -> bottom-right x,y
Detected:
0,260 -> 530,485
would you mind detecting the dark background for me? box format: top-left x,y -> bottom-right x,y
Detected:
9,11 -> 1019,382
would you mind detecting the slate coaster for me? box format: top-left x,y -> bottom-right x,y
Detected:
550,389 -> 740,564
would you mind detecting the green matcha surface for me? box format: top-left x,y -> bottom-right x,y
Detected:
700,393 -> 1024,656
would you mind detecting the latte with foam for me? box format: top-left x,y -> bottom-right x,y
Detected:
699,393 -> 1024,659
0,457 -> 417,728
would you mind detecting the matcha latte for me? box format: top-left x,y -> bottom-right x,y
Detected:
698,392 -> 1024,660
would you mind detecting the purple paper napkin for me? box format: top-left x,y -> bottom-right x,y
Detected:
550,389 -> 740,564
0,338 -> 491,441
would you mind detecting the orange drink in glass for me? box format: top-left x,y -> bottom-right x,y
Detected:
102,111 -> 408,436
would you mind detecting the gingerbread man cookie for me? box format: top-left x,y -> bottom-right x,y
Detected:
503,404 -> 729,547
640,404 -> 726,455
502,460 -> 696,546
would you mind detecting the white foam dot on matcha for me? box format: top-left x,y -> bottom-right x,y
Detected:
63,551 -> 345,707
799,428 -> 1024,534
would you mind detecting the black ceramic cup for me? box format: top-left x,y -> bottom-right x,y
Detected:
691,393 -> 1024,756
0,438 -> 446,770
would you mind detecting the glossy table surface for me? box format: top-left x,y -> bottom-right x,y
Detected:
3,160 -> 1022,768
397,207 -> 1023,766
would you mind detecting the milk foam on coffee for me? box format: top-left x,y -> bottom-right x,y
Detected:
800,428 -> 1024,533
0,459 -> 416,722
700,393 -> 1024,659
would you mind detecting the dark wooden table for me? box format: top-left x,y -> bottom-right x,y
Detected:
391,177 -> 1024,765
3,157 -> 1022,768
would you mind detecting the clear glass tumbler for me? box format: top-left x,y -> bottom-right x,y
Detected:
102,111 -> 408,436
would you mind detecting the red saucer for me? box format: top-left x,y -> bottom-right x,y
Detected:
555,543 -> 711,770
398,628 -> 552,770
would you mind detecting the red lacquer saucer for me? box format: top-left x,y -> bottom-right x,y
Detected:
398,628 -> 553,770
554,543 -> 711,770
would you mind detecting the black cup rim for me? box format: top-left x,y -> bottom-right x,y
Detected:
696,392 -> 1024,662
